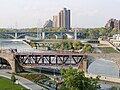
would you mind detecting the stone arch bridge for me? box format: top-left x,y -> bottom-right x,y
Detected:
86,53 -> 120,69
0,49 -> 87,72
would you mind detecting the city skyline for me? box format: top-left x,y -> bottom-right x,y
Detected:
0,0 -> 120,28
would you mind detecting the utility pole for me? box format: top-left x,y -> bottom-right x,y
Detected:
74,28 -> 77,40
37,21 -> 39,39
37,19 -> 42,39
15,22 -> 18,39
118,20 -> 120,34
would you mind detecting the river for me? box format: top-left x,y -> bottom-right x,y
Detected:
88,58 -> 120,90
0,39 -> 55,53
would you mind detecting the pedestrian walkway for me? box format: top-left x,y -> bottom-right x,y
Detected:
85,73 -> 120,84
0,70 -> 46,90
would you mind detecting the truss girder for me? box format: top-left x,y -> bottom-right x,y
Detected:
14,53 -> 86,66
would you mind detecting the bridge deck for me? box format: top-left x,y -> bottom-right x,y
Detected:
14,53 -> 85,56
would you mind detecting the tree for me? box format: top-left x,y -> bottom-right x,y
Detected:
99,28 -> 107,36
110,28 -> 117,36
73,41 -> 83,50
46,34 -> 57,39
62,34 -> 67,39
11,73 -> 16,84
60,67 -> 100,90
83,44 -> 93,53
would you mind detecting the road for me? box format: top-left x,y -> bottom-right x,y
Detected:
0,70 -> 46,90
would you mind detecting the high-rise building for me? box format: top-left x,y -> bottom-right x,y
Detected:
43,19 -> 53,28
105,18 -> 120,32
118,20 -> 120,34
59,8 -> 71,30
53,16 -> 59,28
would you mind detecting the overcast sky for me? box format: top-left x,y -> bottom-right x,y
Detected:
0,0 -> 120,28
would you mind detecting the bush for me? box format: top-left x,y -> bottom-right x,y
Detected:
11,74 -> 16,83
83,44 -> 93,53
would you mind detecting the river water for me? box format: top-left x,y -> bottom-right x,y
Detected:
0,39 -> 55,53
0,39 -> 120,90
88,59 -> 120,90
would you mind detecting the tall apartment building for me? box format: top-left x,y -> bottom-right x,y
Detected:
105,18 -> 120,32
53,16 -> 59,28
43,19 -> 53,28
59,8 -> 71,30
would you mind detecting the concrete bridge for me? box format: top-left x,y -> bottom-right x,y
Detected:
0,49 -> 86,72
0,32 -> 37,39
42,31 -> 75,39
0,31 -> 78,39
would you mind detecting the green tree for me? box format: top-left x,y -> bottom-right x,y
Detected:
88,29 -> 100,39
99,28 -> 107,36
60,67 -> 100,90
78,29 -> 89,39
73,41 -> 83,50
46,34 -> 56,39
11,74 -> 16,84
110,28 -> 117,36
83,44 -> 93,53
62,34 -> 67,39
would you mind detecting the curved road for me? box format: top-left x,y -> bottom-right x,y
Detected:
0,70 -> 46,90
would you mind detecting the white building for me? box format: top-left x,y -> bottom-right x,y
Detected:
110,34 -> 120,47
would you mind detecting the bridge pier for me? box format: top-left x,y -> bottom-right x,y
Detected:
74,29 -> 77,40
42,32 -> 45,39
0,50 -> 24,73
13,58 -> 24,73
15,32 -> 18,39
79,59 -> 87,72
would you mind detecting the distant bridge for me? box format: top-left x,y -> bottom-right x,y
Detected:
0,31 -> 78,39
0,32 -> 37,39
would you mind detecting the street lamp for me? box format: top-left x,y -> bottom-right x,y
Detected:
54,73 -> 58,90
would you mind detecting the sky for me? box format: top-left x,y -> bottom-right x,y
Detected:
0,0 -> 120,28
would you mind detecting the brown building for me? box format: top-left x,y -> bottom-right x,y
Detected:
53,16 -> 59,28
59,8 -> 71,31
105,18 -> 120,31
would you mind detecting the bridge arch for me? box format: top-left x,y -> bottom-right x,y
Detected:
0,52 -> 24,72
1,34 -> 15,39
0,57 -> 13,71
88,59 -> 119,78
45,34 -> 58,39
62,33 -> 74,39
17,34 -> 26,39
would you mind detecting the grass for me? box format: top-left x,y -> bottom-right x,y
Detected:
16,74 -> 50,90
0,76 -> 27,90
98,47 -> 118,53
16,74 -> 49,83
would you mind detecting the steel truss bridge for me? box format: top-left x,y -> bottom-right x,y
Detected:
14,53 -> 86,67
0,49 -> 86,72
